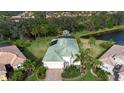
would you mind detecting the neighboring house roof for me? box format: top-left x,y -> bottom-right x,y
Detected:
100,44 -> 124,60
100,45 -> 124,67
99,44 -> 124,80
42,37 -> 79,62
0,45 -> 26,59
0,45 -> 26,67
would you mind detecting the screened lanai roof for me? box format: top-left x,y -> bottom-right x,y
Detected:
42,37 -> 79,62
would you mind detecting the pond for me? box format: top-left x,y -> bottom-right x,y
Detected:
95,30 -> 124,43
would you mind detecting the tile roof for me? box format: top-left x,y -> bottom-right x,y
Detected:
0,45 -> 26,59
99,44 -> 124,80
0,45 -> 26,67
42,37 -> 79,62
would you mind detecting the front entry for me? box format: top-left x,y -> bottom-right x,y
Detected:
64,61 -> 69,68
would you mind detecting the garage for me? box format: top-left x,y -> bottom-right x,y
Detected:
44,62 -> 64,69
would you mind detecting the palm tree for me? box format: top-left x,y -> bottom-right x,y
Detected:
76,48 -> 92,75
92,59 -> 101,72
88,37 -> 96,46
36,66 -> 46,80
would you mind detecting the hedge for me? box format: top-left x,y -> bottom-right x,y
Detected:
61,65 -> 80,78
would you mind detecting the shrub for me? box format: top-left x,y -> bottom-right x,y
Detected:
22,60 -> 35,76
37,66 -> 46,80
0,40 -> 12,46
61,65 -> 80,78
12,69 -> 24,81
96,68 -> 109,81
100,40 -> 113,49
13,39 -> 31,49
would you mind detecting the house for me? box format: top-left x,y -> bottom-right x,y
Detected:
10,11 -> 34,22
99,44 -> 124,81
0,45 -> 26,80
42,30 -> 80,69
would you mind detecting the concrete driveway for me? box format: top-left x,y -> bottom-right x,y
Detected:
45,69 -> 63,81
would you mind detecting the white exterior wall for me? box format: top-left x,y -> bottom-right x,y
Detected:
73,61 -> 80,65
100,64 -> 114,75
43,61 -> 64,69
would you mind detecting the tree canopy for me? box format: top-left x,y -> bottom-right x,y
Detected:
0,11 -> 124,40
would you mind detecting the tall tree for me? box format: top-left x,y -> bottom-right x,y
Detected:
76,48 -> 92,75
88,37 -> 96,46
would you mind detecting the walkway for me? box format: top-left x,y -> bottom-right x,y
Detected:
45,69 -> 63,81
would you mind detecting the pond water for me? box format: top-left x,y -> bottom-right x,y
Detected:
95,30 -> 124,43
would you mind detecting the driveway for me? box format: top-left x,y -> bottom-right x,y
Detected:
45,69 -> 63,81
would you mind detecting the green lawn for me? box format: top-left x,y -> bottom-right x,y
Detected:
72,25 -> 124,38
80,38 -> 107,58
63,71 -> 97,81
23,37 -> 55,61
62,75 -> 83,81
72,31 -> 90,37
26,74 -> 37,81
82,70 -> 97,81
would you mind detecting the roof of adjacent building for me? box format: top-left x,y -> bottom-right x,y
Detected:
99,44 -> 124,80
100,44 -> 124,60
42,36 -> 79,62
0,45 -> 26,59
0,45 -> 26,67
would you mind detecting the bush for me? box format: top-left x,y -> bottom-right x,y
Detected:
0,40 -> 12,46
12,69 -> 24,81
13,39 -> 31,49
96,68 -> 109,81
61,65 -> 80,78
100,40 -> 113,49
37,66 -> 46,80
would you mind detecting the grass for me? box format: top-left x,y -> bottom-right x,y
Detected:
26,74 -> 37,81
62,75 -> 83,81
72,25 -> 124,38
23,37 -> 55,60
63,71 -> 97,81
80,38 -> 107,58
72,31 -> 90,37
82,70 -> 97,81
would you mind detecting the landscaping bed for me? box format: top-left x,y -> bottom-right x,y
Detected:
61,65 -> 80,79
